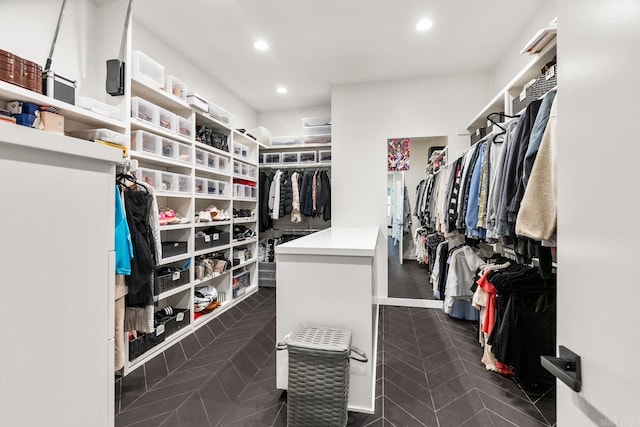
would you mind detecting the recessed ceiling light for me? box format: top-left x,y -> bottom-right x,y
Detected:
276,86 -> 288,94
254,40 -> 269,51
416,18 -> 433,32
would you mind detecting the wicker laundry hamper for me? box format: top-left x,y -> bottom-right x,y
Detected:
277,325 -> 368,427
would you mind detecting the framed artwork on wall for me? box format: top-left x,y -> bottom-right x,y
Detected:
388,138 -> 410,171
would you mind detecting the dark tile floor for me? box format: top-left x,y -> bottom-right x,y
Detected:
387,236 -> 435,300
115,288 -> 555,426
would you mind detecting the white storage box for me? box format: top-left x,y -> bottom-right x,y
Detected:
269,135 -> 301,146
158,108 -> 177,133
207,179 -> 218,195
234,184 -> 242,198
299,151 -> 317,163
165,76 -> 187,100
177,115 -> 193,138
233,161 -> 241,175
319,150 -> 332,163
264,153 -> 282,164
77,96 -> 120,119
303,134 -> 331,145
302,117 -> 331,127
131,97 -> 159,126
195,178 -> 207,194
131,130 -> 161,154
241,163 -> 249,176
244,185 -> 253,198
248,126 -> 271,145
207,153 -> 219,170
302,125 -> 331,136
217,156 -> 229,172
247,165 -> 256,178
177,174 -> 192,193
138,168 -> 161,190
160,171 -> 177,192
132,51 -> 165,88
282,152 -> 299,164
217,180 -> 229,196
161,139 -> 177,159
233,142 -> 249,158
195,148 -> 206,167
69,128 -> 126,145
177,143 -> 192,163
187,92 -> 209,112
208,102 -> 234,126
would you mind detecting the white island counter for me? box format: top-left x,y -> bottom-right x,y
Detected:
275,227 -> 379,414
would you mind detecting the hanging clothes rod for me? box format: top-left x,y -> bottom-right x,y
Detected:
261,163 -> 331,169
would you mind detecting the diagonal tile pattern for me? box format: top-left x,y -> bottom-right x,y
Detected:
115,288 -> 555,426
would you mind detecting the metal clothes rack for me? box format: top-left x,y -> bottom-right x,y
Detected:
261,163 -> 331,170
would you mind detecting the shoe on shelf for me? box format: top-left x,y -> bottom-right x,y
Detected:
159,208 -> 178,224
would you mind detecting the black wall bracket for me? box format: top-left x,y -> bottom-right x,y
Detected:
541,345 -> 582,392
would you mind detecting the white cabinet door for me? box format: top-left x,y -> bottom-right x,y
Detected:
557,1 -> 640,425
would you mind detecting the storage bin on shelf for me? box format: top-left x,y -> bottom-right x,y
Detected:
69,128 -> 126,145
301,117 -> 331,128
131,130 -> 161,155
156,308 -> 190,337
282,152 -> 300,165
302,134 -> 331,144
128,334 -> 146,361
77,96 -> 120,119
233,142 -> 249,159
131,97 -> 159,126
138,168 -> 161,190
132,50 -> 165,88
165,76 -> 187,101
302,124 -> 331,136
319,150 -> 331,163
177,115 -> 193,138
154,267 -> 190,295
195,227 -> 230,251
187,92 -> 208,112
145,327 -> 166,352
299,151 -> 317,163
232,270 -> 250,298
269,135 -> 301,147
216,180 -> 228,196
195,178 -> 207,194
276,325 -> 368,427
264,153 -> 282,165
158,107 -> 178,133
161,241 -> 188,258
208,101 -> 234,126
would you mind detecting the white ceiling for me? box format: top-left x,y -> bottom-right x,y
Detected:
132,0 -> 545,112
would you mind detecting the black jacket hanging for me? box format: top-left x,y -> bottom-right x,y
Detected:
124,188 -> 156,306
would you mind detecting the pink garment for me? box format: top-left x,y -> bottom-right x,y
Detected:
477,272 -> 497,335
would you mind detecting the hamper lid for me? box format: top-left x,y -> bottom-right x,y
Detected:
287,325 -> 351,352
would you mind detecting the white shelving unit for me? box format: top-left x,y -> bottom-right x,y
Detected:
0,88 -> 124,426
124,74 -> 260,374
466,39 -> 557,133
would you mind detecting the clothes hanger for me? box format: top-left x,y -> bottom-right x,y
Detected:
486,112 -> 520,138
116,172 -> 149,194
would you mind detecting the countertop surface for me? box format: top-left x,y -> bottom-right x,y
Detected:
275,227 -> 378,257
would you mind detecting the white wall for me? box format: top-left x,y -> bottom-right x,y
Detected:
489,0 -> 557,94
257,105 -> 331,137
557,0 -> 640,425
132,20 -> 257,130
331,72 -> 490,297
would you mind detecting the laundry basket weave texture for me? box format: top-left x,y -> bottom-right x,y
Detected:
285,326 -> 352,427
